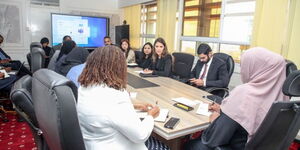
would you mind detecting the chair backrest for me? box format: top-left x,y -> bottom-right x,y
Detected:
30,42 -> 42,50
213,53 -> 235,79
32,69 -> 84,150
286,60 -> 298,77
47,50 -> 60,71
135,50 -> 143,64
245,101 -> 300,150
31,47 -> 45,73
282,70 -> 300,97
172,52 -> 194,79
10,75 -> 37,125
10,75 -> 47,149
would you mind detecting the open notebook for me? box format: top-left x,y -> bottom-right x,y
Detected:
136,109 -> 169,122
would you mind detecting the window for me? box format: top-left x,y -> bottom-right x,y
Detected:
140,3 -> 157,45
179,0 -> 255,62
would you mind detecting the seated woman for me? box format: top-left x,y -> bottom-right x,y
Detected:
56,47 -> 89,76
120,38 -> 136,64
138,42 -> 153,69
143,37 -> 172,77
77,45 -> 162,150
55,40 -> 76,73
184,47 -> 289,150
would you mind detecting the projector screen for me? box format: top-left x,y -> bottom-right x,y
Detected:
51,13 -> 109,48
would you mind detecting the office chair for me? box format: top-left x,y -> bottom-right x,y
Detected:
28,42 -> 43,70
206,53 -> 235,98
30,47 -> 45,73
135,50 -> 143,65
216,70 -> 300,150
286,60 -> 298,77
10,75 -> 48,150
172,52 -> 194,83
32,69 -> 85,150
47,50 -> 60,71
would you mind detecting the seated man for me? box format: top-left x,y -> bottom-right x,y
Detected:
0,70 -> 17,92
189,43 -> 229,91
0,34 -> 31,76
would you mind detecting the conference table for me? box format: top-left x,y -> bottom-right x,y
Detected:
126,67 -> 212,150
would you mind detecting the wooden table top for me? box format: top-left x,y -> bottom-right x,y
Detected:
127,67 -> 212,140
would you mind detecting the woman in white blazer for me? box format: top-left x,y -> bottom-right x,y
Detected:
77,45 -> 160,150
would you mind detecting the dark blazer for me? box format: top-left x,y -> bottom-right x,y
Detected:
0,48 -> 11,60
190,57 -> 229,88
150,54 -> 172,77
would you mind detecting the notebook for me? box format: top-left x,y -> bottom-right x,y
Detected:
136,108 -> 169,123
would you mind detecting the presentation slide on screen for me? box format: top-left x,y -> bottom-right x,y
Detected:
52,14 -> 108,47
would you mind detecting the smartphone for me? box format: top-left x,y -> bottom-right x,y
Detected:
164,117 -> 180,129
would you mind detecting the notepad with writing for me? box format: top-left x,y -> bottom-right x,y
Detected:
196,102 -> 212,116
135,109 -> 169,123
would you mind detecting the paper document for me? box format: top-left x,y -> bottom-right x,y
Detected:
128,63 -> 138,66
135,108 -> 169,122
196,102 -> 212,116
134,70 -> 144,74
172,97 -> 199,107
154,109 -> 169,122
0,69 -> 10,78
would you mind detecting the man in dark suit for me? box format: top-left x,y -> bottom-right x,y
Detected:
189,43 -> 229,90
0,34 -> 31,76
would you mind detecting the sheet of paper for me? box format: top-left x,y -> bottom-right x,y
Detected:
134,70 -> 144,74
128,63 -> 138,66
154,109 -> 169,122
135,108 -> 169,123
0,69 -> 10,78
172,97 -> 199,107
196,102 -> 212,116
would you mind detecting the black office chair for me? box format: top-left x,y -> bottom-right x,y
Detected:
32,69 -> 85,150
28,42 -> 43,70
30,47 -> 45,73
286,60 -> 298,77
206,53 -> 235,98
10,75 -> 48,150
172,52 -> 194,82
135,50 -> 143,65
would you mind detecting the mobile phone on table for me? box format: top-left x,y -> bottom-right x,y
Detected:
164,117 -> 180,129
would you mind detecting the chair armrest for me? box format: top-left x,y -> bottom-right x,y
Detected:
214,146 -> 232,150
205,87 -> 230,98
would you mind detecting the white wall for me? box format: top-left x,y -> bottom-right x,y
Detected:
0,0 -> 122,62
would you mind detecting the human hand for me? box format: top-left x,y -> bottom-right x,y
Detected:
134,103 -> 154,112
191,79 -> 204,86
143,69 -> 153,74
209,103 -> 220,113
209,112 -> 220,122
0,72 -> 4,79
148,106 -> 160,118
4,67 -> 11,72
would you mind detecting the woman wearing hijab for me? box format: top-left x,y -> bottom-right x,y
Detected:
55,40 -> 76,73
184,47 -> 289,150
56,47 -> 89,76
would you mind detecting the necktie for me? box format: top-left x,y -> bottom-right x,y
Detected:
199,64 -> 208,80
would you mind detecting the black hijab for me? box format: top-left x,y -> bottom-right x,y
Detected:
57,40 -> 76,61
57,47 -> 89,76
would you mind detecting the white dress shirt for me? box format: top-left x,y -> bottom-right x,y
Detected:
199,57 -> 213,87
77,85 -> 154,150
